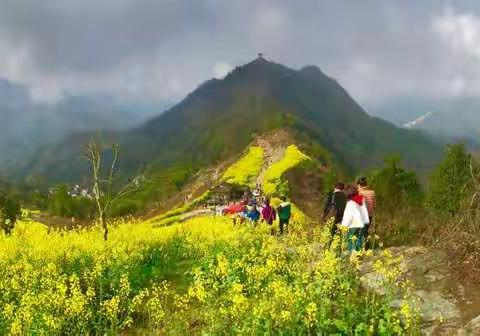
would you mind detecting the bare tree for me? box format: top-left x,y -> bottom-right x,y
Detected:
84,138 -> 140,240
455,157 -> 480,235
468,158 -> 480,210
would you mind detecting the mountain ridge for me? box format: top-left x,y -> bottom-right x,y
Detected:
0,77 -> 168,176
18,57 -> 442,183
371,96 -> 480,144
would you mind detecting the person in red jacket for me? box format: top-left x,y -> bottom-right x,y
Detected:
357,177 -> 376,242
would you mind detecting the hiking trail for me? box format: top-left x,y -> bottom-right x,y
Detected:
254,130 -> 292,186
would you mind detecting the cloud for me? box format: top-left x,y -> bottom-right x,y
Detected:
433,7 -> 480,59
430,6 -> 480,97
212,62 -> 233,79
1,0 -> 480,107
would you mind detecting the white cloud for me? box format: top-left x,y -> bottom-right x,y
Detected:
28,77 -> 63,103
433,7 -> 480,59
212,62 -> 232,79
351,60 -> 377,77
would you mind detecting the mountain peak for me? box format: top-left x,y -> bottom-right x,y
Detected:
242,55 -> 279,70
300,65 -> 322,74
252,54 -> 269,63
223,57 -> 292,83
27,58 -> 442,182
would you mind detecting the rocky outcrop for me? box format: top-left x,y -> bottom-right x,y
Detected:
458,315 -> 480,335
358,246 -> 480,335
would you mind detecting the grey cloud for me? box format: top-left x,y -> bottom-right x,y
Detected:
1,0 -> 480,105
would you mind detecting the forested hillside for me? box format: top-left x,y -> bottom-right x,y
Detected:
21,58 -> 441,184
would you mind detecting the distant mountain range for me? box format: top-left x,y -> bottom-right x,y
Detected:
0,78 -> 166,174
371,96 -> 480,144
18,57 -> 442,183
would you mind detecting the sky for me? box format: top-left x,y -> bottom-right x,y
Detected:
1,0 -> 480,110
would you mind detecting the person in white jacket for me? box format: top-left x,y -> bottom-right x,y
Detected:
341,185 -> 370,252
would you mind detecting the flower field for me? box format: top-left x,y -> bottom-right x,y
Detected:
221,146 -> 264,187
263,145 -> 310,195
0,213 -> 419,335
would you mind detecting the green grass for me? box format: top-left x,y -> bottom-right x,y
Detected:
221,146 -> 264,187
263,145 -> 310,195
146,190 -> 212,225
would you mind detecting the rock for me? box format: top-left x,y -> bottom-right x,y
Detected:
359,272 -> 387,295
423,323 -> 461,336
414,290 -> 461,324
405,249 -> 448,276
357,246 -> 479,335
460,315 -> 480,335
425,270 -> 448,283
388,290 -> 460,335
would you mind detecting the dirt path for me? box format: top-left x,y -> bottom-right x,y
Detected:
255,137 -> 286,186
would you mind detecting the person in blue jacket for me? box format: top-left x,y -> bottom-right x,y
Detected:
246,203 -> 261,224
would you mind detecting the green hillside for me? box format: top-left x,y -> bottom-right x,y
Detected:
22,57 -> 442,183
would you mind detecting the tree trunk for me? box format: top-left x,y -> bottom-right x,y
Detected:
99,211 -> 108,241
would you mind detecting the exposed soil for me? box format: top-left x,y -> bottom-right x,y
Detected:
253,130 -> 292,186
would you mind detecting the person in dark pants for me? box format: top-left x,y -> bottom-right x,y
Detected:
341,185 -> 369,252
357,177 -> 376,247
323,182 -> 347,245
277,196 -> 291,235
261,198 -> 276,234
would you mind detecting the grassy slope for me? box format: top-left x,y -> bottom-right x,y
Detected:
221,146 -> 264,187
146,142 -> 311,223
263,144 -> 310,195
24,59 -> 441,184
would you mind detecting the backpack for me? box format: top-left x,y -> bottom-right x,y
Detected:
323,193 -> 338,221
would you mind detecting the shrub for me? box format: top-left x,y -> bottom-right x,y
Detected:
426,144 -> 474,216
369,156 -> 423,210
0,193 -> 21,235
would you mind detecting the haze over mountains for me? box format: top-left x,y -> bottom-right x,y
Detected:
371,96 -> 480,143
18,58 -> 442,183
0,78 -> 166,174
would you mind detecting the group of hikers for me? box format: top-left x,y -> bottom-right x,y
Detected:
323,177 -> 376,251
222,184 -> 292,235
219,177 -> 376,249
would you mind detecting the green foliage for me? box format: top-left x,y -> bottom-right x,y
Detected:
109,166 -> 194,217
48,185 -> 72,217
221,146 -> 264,187
109,199 -> 142,217
369,156 -> 423,209
263,145 -> 310,195
26,58 -> 441,185
147,190 -> 212,225
47,185 -> 95,219
0,192 -> 21,235
322,169 -> 339,195
426,144 -> 474,216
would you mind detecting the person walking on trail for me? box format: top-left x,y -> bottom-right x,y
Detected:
277,196 -> 291,235
357,177 -> 376,241
246,203 -> 261,224
252,184 -> 261,199
341,185 -> 370,252
262,198 -> 276,234
262,199 -> 276,224
323,182 -> 347,243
